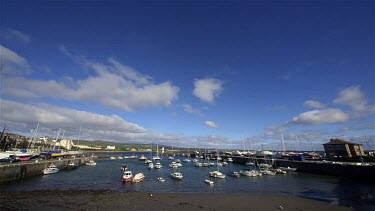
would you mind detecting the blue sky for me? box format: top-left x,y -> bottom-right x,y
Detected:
1,0 -> 374,150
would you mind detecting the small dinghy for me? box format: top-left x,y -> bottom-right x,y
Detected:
205,179 -> 214,185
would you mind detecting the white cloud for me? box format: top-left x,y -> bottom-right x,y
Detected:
0,44 -> 31,74
333,86 -> 375,118
193,78 -> 223,103
290,109 -> 349,125
2,47 -> 179,112
304,100 -> 326,109
182,104 -> 204,118
0,28 -> 31,44
0,99 -> 227,146
205,120 -> 218,128
0,99 -> 149,142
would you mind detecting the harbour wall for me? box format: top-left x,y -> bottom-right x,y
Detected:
223,156 -> 375,181
0,156 -> 96,184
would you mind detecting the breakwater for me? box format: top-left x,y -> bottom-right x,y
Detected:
222,156 -> 375,181
0,156 -> 96,183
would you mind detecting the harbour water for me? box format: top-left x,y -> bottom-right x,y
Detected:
1,152 -> 374,210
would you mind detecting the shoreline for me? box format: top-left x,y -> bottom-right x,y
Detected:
0,190 -> 353,210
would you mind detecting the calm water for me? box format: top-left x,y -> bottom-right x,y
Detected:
1,152 -> 374,210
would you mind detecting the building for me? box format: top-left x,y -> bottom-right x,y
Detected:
323,138 -> 365,158
106,145 -> 116,150
60,139 -> 74,150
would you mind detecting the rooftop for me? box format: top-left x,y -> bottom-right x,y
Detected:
323,138 -> 361,145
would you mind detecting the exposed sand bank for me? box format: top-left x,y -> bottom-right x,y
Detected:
0,190 -> 353,210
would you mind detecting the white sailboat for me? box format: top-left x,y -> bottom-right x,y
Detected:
209,149 -> 225,179
153,144 -> 161,160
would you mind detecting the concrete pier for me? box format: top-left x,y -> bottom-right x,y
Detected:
0,156 -> 96,183
222,155 -> 375,181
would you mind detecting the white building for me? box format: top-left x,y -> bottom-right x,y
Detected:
106,145 -> 116,150
60,139 -> 74,150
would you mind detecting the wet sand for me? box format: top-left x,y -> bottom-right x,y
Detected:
0,190 -> 353,210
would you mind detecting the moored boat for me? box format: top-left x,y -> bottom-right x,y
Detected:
148,162 -> 154,169
259,169 -> 276,175
158,177 -> 165,182
228,171 -> 240,178
122,170 -> 133,182
240,169 -> 262,177
205,179 -> 214,185
274,169 -> 287,174
86,160 -> 97,166
209,171 -> 226,179
66,162 -> 78,170
154,162 -> 162,169
139,155 -> 146,161
171,172 -> 183,180
132,173 -> 145,183
43,164 -> 60,174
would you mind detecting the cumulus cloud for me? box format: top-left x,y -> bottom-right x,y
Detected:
0,99 -> 231,146
0,100 -> 146,133
0,99 -> 150,142
205,120 -> 218,128
193,78 -> 223,103
0,28 -> 31,44
333,86 -> 375,118
0,44 -> 31,74
304,100 -> 326,109
3,46 -> 179,111
290,109 -> 349,125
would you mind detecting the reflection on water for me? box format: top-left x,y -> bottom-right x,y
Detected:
1,152 -> 374,209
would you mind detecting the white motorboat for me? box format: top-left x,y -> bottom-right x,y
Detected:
227,158 -> 233,162
259,169 -> 276,175
132,173 -> 145,183
86,160 -> 97,166
239,169 -> 262,177
194,162 -> 203,167
122,170 -> 133,182
158,177 -> 165,182
110,156 -> 116,159
154,162 -> 162,169
171,172 -> 183,180
43,164 -> 60,175
228,171 -> 240,178
209,171 -> 226,179
245,161 -> 255,166
183,158 -> 191,162
168,156 -> 174,160
66,162 -> 78,170
205,179 -> 214,185
152,156 -> 161,160
169,162 -> 178,168
148,162 -> 154,169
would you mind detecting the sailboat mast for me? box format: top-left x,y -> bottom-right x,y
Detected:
281,134 -> 286,152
